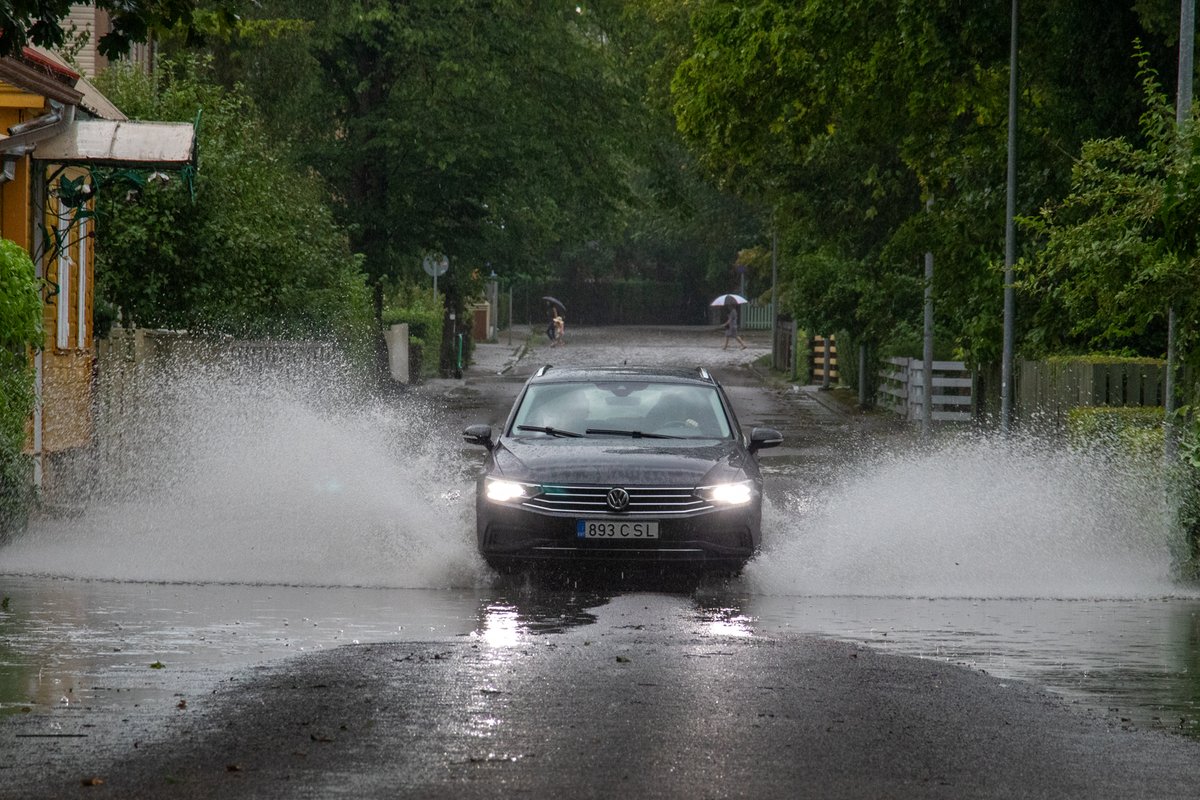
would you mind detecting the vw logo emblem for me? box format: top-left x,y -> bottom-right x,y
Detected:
606,487 -> 630,512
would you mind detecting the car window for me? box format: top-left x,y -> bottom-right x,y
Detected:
512,381 -> 731,439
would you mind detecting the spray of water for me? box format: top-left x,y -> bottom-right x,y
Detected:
2,354 -> 486,587
5,344 -> 1189,598
748,434 -> 1188,599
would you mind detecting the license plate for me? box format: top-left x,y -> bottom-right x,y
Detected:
577,520 -> 659,539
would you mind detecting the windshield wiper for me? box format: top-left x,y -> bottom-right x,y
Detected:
585,428 -> 681,439
516,424 -> 583,438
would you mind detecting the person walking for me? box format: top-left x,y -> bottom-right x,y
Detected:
722,301 -> 747,350
553,308 -> 565,346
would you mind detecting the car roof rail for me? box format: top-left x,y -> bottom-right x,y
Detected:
535,364 -> 553,377
697,367 -> 712,382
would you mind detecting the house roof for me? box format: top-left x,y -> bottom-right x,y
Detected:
0,54 -> 83,106
19,46 -> 79,82
26,47 -> 126,121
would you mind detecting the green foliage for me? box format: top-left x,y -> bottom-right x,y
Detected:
380,281 -> 443,350
1045,355 -> 1165,366
0,0 -> 238,57
1066,406 -> 1165,462
0,239 -> 41,537
220,2 -> 635,279
1018,49 -> 1194,358
93,57 -> 374,353
655,0 -> 1184,365
0,239 -> 42,351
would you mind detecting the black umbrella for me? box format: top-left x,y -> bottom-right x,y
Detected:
542,296 -> 567,312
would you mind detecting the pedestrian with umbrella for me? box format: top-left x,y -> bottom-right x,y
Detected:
543,296 -> 566,347
711,294 -> 748,350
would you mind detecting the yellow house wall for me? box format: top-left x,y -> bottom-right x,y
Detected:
0,103 -> 33,251
0,83 -> 97,460
40,165 -> 96,453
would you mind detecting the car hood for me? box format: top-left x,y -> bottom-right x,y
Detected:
490,438 -> 751,486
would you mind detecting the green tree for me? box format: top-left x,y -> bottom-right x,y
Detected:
0,238 -> 43,536
0,0 -> 238,57
183,1 -> 648,372
1020,52 -> 1199,359
93,57 -> 373,349
654,0 -> 1185,368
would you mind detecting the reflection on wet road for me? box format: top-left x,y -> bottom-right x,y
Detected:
2,576 -> 1199,739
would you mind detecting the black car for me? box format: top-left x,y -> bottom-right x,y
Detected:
463,365 -> 783,572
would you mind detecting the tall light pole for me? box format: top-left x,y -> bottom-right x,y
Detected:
1167,0 -> 1195,460
1000,0 -> 1018,435
923,197 -> 934,440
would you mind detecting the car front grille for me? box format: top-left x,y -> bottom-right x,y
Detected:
523,484 -> 711,516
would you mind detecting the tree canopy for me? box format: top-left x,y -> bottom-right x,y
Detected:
93,57 -> 373,346
0,0 -> 237,58
655,0 -> 1189,364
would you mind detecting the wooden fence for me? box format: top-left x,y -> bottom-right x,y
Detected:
740,302 -> 773,330
1017,359 -> 1166,426
878,357 -> 974,422
773,318 -> 798,375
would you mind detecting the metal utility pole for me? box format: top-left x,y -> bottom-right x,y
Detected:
771,226 -> 778,364
923,197 -> 935,440
1000,0 -> 1018,435
1168,0 -> 1195,460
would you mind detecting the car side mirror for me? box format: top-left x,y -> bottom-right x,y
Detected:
748,426 -> 783,453
463,424 -> 494,450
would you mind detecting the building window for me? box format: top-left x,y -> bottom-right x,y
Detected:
77,214 -> 87,349
56,199 -> 70,350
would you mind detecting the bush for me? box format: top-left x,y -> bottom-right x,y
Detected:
382,282 -> 442,339
0,238 -> 42,537
1066,406 -> 1164,461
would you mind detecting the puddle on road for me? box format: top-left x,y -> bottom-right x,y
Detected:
2,575 -> 1200,741
0,578 -> 487,716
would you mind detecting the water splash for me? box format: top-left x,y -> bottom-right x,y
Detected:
749,435 -> 1188,599
3,356 -> 485,588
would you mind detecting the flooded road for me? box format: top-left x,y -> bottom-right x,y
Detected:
3,577 -> 1199,740
2,324 -> 1199,794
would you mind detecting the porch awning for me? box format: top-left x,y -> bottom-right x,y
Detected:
32,119 -> 196,169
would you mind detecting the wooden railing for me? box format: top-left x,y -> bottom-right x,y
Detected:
878,357 -> 974,422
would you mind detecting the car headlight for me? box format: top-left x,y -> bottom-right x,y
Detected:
698,480 -> 755,506
485,478 -> 534,503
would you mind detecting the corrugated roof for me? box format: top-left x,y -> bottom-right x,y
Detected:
34,119 -> 195,167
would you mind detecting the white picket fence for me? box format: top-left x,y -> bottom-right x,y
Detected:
878,357 -> 974,422
740,302 -> 773,330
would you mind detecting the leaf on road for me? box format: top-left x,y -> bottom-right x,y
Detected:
81,776 -> 104,787
149,661 -> 165,669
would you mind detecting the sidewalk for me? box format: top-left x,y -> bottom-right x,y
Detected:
467,325 -> 534,377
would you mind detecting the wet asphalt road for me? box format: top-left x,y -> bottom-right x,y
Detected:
8,597 -> 1200,800
5,326 -> 1200,798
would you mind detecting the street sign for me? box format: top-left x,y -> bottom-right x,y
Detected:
422,253 -> 449,303
422,254 -> 449,277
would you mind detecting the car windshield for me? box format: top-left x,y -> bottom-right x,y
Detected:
511,381 -> 732,440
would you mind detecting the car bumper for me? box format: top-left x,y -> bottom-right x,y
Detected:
477,500 -> 761,569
